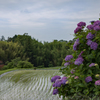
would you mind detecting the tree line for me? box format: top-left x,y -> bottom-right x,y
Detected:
0,33 -> 75,68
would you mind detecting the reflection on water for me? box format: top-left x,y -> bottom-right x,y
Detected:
0,70 -> 62,100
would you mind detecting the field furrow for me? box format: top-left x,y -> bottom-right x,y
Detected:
0,70 -> 62,100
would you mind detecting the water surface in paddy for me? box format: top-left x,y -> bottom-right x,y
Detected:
0,70 -> 63,100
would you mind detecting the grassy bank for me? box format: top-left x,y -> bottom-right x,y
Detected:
0,66 -> 63,75
0,68 -> 18,75
37,66 -> 63,70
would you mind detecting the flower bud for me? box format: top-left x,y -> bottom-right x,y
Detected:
95,74 -> 100,79
74,76 -> 79,79
95,64 -> 98,66
66,81 -> 69,84
83,49 -> 86,51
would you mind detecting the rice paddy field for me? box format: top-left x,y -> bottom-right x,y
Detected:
0,69 -> 63,100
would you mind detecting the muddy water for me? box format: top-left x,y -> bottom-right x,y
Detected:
0,70 -> 63,100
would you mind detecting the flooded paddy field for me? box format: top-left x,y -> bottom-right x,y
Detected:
0,70 -> 63,100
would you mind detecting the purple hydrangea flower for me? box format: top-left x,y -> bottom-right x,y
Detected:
54,77 -> 68,87
75,38 -> 80,45
90,21 -> 95,23
71,69 -> 75,74
86,33 -> 94,40
86,40 -> 92,46
78,51 -> 84,57
74,57 -> 84,65
73,38 -> 80,51
90,42 -> 98,50
61,79 -> 68,85
62,76 -> 68,80
53,89 -> 58,95
93,20 -> 100,26
74,26 -> 82,34
89,63 -> 95,67
64,62 -> 70,66
65,55 -> 73,61
51,75 -> 61,82
77,22 -> 86,27
52,83 -> 55,87
85,76 -> 92,83
73,45 -> 77,51
55,79 -> 62,87
74,76 -> 79,79
94,25 -> 100,31
87,25 -> 94,30
95,80 -> 100,85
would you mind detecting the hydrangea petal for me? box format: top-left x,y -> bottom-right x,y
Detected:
53,89 -> 58,95
95,80 -> 100,85
86,33 -> 94,40
65,55 -> 73,61
85,76 -> 92,83
89,63 -> 95,67
90,42 -> 98,50
77,22 -> 86,27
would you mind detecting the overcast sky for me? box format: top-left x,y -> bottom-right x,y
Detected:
0,0 -> 100,42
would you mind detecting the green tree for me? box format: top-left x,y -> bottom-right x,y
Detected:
0,41 -> 26,64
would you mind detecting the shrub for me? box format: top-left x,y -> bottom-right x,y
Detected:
48,62 -> 53,67
7,62 -> 14,69
4,57 -> 21,69
2,65 -> 9,70
3,58 -> 33,69
51,19 -> 100,99
37,65 -> 44,68
17,61 -> 34,68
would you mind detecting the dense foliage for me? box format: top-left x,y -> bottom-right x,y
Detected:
0,41 -> 25,64
51,19 -> 100,99
2,58 -> 34,69
0,33 -> 74,69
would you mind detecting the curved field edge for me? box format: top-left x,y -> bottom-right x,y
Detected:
0,68 -> 18,75
0,66 -> 63,75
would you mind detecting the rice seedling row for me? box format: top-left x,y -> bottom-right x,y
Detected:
0,70 -> 62,100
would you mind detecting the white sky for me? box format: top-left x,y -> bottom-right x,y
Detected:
0,0 -> 100,42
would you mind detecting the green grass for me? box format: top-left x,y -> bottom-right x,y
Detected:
0,66 -> 63,75
0,68 -> 18,75
37,66 -> 63,70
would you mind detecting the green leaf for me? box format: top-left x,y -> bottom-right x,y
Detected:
83,89 -> 89,95
88,69 -> 93,74
96,65 -> 99,69
70,88 -> 75,93
79,64 -> 83,70
97,52 -> 100,57
95,91 -> 100,95
90,87 -> 94,91
93,88 -> 97,91
78,83 -> 84,87
95,36 -> 99,40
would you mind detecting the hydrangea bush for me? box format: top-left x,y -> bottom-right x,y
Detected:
51,19 -> 100,99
